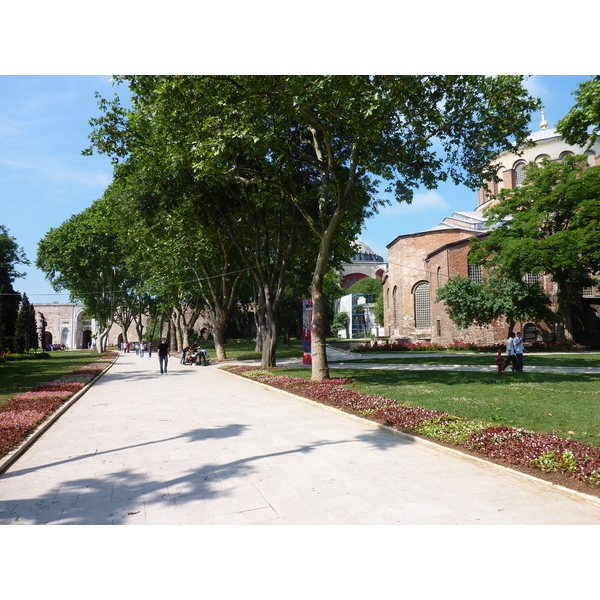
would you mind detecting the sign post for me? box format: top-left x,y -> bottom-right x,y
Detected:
302,299 -> 313,366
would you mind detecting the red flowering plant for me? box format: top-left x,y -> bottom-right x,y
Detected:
221,365 -> 600,491
0,353 -> 115,460
353,340 -> 448,353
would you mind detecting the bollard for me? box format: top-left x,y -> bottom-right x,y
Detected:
496,348 -> 503,376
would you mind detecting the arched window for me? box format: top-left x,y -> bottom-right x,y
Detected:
514,162 -> 527,185
524,272 -> 540,285
559,151 -> 573,162
496,168 -> 505,192
414,282 -> 431,328
437,267 -> 443,288
534,154 -> 550,163
583,286 -> 595,297
392,286 -> 399,327
468,264 -> 482,283
523,323 -> 538,344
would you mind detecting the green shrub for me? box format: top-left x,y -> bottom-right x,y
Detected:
530,450 -> 578,473
2,352 -> 50,362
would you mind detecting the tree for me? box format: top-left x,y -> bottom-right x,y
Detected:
139,189 -> 247,361
38,311 -> 47,350
14,294 -> 38,353
0,226 -> 29,350
556,76 -> 600,149
87,75 -> 540,379
330,311 -> 350,337
469,155 -> 600,342
36,198 -> 126,352
436,271 -> 554,333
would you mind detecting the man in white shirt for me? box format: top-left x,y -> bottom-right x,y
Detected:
514,331 -> 524,372
502,332 -> 517,372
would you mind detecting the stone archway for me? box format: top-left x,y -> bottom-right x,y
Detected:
82,329 -> 93,349
43,331 -> 53,349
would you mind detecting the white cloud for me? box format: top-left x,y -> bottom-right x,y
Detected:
381,190 -> 450,215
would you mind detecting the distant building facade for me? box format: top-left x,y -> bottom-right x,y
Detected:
35,303 -> 97,349
334,240 -> 387,338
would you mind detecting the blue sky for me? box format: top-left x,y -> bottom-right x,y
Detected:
0,74 -> 595,300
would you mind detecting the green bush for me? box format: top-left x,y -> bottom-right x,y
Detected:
2,352 -> 51,362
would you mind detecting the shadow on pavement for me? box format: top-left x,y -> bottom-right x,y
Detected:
1,423 -> 413,524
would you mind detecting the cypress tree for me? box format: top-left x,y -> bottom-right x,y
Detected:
14,294 -> 36,353
38,311 -> 47,351
0,287 -> 7,354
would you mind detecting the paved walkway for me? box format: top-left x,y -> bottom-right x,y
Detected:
1,351 -> 600,525
320,346 -> 600,374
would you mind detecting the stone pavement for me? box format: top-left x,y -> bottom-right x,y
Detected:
1,350 -> 600,525
320,346 -> 600,374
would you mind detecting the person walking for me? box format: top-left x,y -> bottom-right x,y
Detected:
147,341 -> 153,358
180,345 -> 189,364
158,337 -> 169,374
502,332 -> 518,372
514,331 -> 524,372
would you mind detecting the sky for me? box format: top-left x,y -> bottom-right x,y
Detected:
0,74 -> 594,301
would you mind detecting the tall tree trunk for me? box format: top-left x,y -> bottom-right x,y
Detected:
556,282 -> 576,343
309,236 -> 334,380
98,328 -> 109,353
310,278 -> 329,380
256,294 -> 279,368
261,318 -> 278,368
212,306 -> 230,360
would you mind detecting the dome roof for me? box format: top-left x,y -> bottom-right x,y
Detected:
352,239 -> 384,263
356,239 -> 375,254
529,127 -> 559,143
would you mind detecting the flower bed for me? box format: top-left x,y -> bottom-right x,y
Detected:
221,365 -> 600,493
0,352 -> 116,460
352,339 -> 592,353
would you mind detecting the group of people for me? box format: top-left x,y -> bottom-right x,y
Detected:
180,341 -> 209,366
118,338 -> 206,374
502,331 -> 525,372
119,341 -> 153,356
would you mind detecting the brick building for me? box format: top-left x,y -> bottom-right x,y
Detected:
382,117 -> 600,345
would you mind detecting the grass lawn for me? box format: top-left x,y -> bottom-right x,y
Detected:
278,366 -> 600,448
205,340 -> 304,361
0,351 -> 104,406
